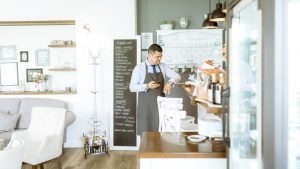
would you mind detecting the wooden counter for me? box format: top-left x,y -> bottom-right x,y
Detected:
138,132 -> 226,169
138,132 -> 225,158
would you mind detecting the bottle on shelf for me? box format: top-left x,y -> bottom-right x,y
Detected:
214,85 -> 222,105
208,73 -> 217,104
214,73 -> 225,105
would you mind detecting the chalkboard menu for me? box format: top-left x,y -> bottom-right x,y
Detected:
113,39 -> 137,146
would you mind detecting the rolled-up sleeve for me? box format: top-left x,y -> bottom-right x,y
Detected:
163,64 -> 181,83
129,64 -> 146,92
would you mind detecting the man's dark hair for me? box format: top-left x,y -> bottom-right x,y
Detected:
148,44 -> 162,53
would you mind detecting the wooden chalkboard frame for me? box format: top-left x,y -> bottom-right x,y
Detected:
111,36 -> 141,150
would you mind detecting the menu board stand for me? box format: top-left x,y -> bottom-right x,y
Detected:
112,37 -> 140,150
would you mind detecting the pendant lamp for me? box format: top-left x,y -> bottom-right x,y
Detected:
202,0 -> 218,29
202,14 -> 218,29
210,0 -> 226,22
222,0 -> 227,13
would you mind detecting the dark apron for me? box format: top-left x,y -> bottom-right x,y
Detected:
137,63 -> 165,135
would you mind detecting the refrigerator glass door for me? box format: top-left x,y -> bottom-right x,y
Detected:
229,0 -> 261,169
288,1 -> 300,168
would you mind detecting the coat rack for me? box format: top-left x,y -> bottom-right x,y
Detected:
82,48 -> 109,158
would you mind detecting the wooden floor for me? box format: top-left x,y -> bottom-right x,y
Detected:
22,148 -> 138,169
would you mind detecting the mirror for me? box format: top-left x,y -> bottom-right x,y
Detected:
0,62 -> 19,86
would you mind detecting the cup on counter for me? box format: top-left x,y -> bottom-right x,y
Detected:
65,87 -> 72,92
0,138 -> 4,150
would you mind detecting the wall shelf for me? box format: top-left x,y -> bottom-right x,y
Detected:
195,98 -> 223,109
179,84 -> 223,114
195,98 -> 223,115
0,91 -> 77,95
0,20 -> 75,26
48,44 -> 76,48
48,68 -> 76,71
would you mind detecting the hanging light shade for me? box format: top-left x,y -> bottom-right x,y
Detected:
202,14 -> 218,29
210,0 -> 226,22
222,0 -> 227,13
202,0 -> 218,29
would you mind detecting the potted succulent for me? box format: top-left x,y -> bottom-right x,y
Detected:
160,20 -> 174,30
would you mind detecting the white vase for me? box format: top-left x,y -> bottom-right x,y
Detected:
179,17 -> 188,29
35,82 -> 44,92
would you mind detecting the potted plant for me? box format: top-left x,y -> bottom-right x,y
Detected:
32,73 -> 49,91
160,20 -> 174,30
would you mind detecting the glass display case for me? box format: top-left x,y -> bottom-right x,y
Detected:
227,0 -> 262,168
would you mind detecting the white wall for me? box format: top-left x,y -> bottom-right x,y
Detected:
0,0 -> 137,147
0,25 -> 76,91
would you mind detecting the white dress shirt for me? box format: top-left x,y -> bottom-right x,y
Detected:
129,59 -> 181,92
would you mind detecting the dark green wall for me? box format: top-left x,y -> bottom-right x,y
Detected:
137,0 -> 225,121
138,0 -> 226,33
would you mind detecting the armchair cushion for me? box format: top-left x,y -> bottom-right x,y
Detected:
0,112 -> 20,132
18,98 -> 67,129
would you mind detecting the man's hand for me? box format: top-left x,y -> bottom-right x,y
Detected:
147,81 -> 160,89
163,83 -> 172,95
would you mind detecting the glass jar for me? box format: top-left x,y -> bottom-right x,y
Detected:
179,17 -> 188,29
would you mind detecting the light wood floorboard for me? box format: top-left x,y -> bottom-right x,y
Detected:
21,148 -> 137,169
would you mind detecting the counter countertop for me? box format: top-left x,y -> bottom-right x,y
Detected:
138,132 -> 226,158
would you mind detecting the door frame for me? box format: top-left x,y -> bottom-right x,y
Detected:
260,0 -> 288,168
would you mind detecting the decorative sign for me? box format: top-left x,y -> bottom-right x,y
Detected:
141,32 -> 153,50
113,39 -> 137,147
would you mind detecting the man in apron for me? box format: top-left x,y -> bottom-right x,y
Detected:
130,44 -> 181,136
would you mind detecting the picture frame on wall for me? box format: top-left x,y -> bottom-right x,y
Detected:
26,68 -> 43,82
0,46 -> 17,61
0,62 -> 19,86
35,49 -> 50,66
20,51 -> 29,62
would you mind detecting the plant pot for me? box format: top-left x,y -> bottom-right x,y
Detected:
35,82 -> 45,92
160,24 -> 173,30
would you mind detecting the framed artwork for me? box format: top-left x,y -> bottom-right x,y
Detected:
35,49 -> 50,66
26,68 -> 43,82
0,46 -> 17,61
20,51 -> 29,62
141,32 -> 153,49
0,62 -> 19,86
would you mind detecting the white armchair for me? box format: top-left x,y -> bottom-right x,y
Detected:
157,96 -> 197,132
0,139 -> 24,169
10,107 -> 66,169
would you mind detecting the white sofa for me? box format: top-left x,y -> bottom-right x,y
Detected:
0,98 -> 76,146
